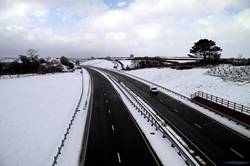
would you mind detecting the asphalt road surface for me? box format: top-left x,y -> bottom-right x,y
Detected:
100,68 -> 250,165
83,68 -> 161,166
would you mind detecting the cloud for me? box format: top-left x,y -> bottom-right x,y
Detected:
0,0 -> 250,58
117,2 -> 126,8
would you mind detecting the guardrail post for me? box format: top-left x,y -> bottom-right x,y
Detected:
155,124 -> 158,131
234,103 -> 236,110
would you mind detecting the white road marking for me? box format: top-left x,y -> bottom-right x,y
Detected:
108,109 -> 111,114
194,123 -> 202,129
117,152 -> 121,163
112,124 -> 115,131
230,148 -> 244,158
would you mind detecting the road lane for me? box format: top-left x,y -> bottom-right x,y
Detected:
83,68 -> 161,166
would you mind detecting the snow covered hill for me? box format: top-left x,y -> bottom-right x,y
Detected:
81,59 -> 115,69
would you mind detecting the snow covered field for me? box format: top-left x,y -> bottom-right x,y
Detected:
0,70 -> 89,166
81,59 -> 115,69
126,68 -> 250,107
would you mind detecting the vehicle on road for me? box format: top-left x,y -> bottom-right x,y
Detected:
149,86 -> 159,95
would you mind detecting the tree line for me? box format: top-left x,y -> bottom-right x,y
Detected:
0,49 -> 74,76
126,38 -> 249,70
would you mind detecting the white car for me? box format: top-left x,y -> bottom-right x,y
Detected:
149,86 -> 159,95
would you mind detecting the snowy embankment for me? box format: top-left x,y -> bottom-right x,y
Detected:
126,68 -> 250,107
0,70 -> 90,166
207,64 -> 250,82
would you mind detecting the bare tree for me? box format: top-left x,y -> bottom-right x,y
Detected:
26,49 -> 39,62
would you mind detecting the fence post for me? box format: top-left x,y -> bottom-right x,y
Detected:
234,103 -> 236,110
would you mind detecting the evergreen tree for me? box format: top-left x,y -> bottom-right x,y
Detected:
189,39 -> 222,61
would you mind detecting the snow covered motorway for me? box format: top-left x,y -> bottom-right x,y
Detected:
0,70 -> 90,166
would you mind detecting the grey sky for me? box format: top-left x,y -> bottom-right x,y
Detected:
0,0 -> 250,58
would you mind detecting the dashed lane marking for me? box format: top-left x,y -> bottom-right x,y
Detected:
117,152 -> 121,163
194,123 -> 202,129
230,148 -> 244,158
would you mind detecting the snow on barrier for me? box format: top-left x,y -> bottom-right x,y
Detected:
105,73 -> 201,166
191,91 -> 250,115
52,70 -> 85,166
